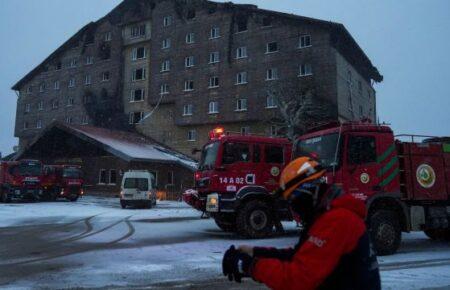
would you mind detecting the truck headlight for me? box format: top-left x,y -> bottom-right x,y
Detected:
206,194 -> 219,212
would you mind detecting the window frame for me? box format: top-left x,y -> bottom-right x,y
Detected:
209,76 -> 219,88
184,80 -> 194,92
183,104 -> 193,116
188,130 -> 197,141
298,63 -> 313,77
299,35 -> 312,48
132,68 -> 146,81
266,96 -> 277,109
346,135 -> 377,165
236,46 -> 248,59
209,51 -> 220,64
266,42 -> 279,54
235,98 -> 248,112
208,101 -> 219,114
236,72 -> 248,85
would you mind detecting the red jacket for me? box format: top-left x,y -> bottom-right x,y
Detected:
251,194 -> 380,290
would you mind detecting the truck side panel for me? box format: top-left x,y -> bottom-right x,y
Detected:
444,150 -> 450,196
405,142 -> 448,201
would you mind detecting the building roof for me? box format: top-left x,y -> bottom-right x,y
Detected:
12,0 -> 382,91
15,122 -> 198,170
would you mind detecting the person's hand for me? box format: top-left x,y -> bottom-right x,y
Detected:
222,245 -> 253,283
238,245 -> 254,257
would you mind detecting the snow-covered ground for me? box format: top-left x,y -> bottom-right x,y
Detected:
0,196 -> 449,289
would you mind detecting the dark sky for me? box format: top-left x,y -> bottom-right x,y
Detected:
1,0 -> 449,156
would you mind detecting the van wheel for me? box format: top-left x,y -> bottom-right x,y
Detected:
236,200 -> 274,239
146,201 -> 153,209
120,200 -> 127,209
369,210 -> 402,256
68,194 -> 79,202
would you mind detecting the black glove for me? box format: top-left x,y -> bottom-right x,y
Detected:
222,245 -> 253,283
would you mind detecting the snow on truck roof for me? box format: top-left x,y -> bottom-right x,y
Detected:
16,122 -> 198,171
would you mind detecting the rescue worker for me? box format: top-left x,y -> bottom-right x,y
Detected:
222,157 -> 381,290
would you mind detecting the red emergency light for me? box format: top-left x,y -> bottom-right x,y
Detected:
209,127 -> 225,140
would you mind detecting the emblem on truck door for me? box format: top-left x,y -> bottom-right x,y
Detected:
270,166 -> 280,177
416,164 -> 436,188
360,173 -> 370,184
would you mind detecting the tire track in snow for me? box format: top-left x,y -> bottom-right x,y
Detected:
381,258 -> 450,271
0,216 -> 135,266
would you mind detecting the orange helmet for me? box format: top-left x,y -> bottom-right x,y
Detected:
278,157 -> 326,200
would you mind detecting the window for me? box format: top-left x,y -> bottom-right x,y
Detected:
163,16 -> 172,27
132,68 -> 146,81
69,58 -> 77,68
129,111 -> 144,124
236,17 -> 248,32
348,93 -> 353,112
299,64 -> 313,77
54,81 -> 60,90
23,121 -> 29,130
266,96 -> 277,108
167,171 -> 174,185
52,100 -> 59,109
162,38 -> 171,49
85,74 -> 91,85
55,61 -> 62,70
299,35 -> 311,48
131,89 -> 145,102
160,84 -> 169,94
132,47 -> 147,60
185,56 -> 195,68
266,42 -> 279,53
270,125 -> 278,137
68,78 -> 75,88
83,95 -> 92,104
208,101 -> 219,114
241,127 -> 250,135
236,98 -> 247,111
104,32 -> 112,42
27,86 -> 32,94
210,27 -> 220,39
65,116 -> 73,124
25,104 -> 31,113
99,169 -> 107,184
253,145 -> 261,163
236,47 -> 247,59
67,97 -> 75,107
109,169 -> 117,185
265,146 -> 284,163
236,72 -> 248,85
183,104 -> 193,116
188,130 -> 197,141
187,9 -> 196,19
209,76 -> 219,88
131,24 -> 146,38
186,33 -> 195,44
36,120 -> 42,129
359,105 -> 364,117
86,56 -> 94,65
209,51 -> 220,63
81,115 -> 89,125
358,81 -> 363,92
37,101 -> 44,111
222,143 -> 250,164
39,83 -> 46,92
102,71 -> 110,82
348,135 -> 377,165
347,70 -> 353,84
161,60 -> 170,72
262,17 -> 272,27
184,80 -> 194,91
266,68 -> 278,80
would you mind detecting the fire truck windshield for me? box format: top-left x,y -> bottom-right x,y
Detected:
295,133 -> 341,169
16,161 -> 42,176
199,142 -> 220,171
63,168 -> 83,179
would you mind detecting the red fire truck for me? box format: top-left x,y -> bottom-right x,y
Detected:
0,160 -> 44,202
294,121 -> 450,255
184,128 -> 293,237
42,165 -> 84,202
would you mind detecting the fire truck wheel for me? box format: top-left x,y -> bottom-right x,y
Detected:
68,195 -> 79,202
236,200 -> 274,239
369,210 -> 402,256
0,190 -> 11,203
214,217 -> 236,232
120,200 -> 127,209
424,229 -> 450,241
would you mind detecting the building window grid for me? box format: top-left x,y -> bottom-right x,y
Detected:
131,89 -> 145,102
162,38 -> 171,49
186,33 -> 195,44
209,51 -> 220,64
132,68 -> 146,81
160,84 -> 169,95
132,47 -> 147,60
184,80 -> 194,92
163,16 -> 173,27
266,96 -> 277,108
266,42 -> 279,54
187,130 -> 197,141
86,56 -> 94,65
131,24 -> 146,38
161,60 -> 170,72
210,27 -> 220,39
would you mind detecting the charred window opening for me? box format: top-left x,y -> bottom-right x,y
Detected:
236,15 -> 248,32
187,9 -> 196,19
85,33 -> 95,45
262,16 -> 273,27
98,42 -> 111,60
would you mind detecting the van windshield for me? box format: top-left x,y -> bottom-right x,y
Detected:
295,133 -> 341,168
124,178 -> 149,191
199,142 -> 220,171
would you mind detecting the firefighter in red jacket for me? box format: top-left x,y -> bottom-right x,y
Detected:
222,157 -> 381,290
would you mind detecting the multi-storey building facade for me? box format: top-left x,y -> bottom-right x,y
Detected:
12,0 -> 382,158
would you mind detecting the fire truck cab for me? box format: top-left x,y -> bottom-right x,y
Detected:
184,128 -> 293,238
43,165 -> 84,202
0,160 -> 44,202
295,122 -> 450,255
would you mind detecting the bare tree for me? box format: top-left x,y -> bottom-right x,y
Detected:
266,79 -> 333,140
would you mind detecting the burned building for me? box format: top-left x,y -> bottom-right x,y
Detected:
12,0 -> 382,158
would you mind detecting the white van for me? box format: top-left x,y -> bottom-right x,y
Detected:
120,170 -> 157,209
